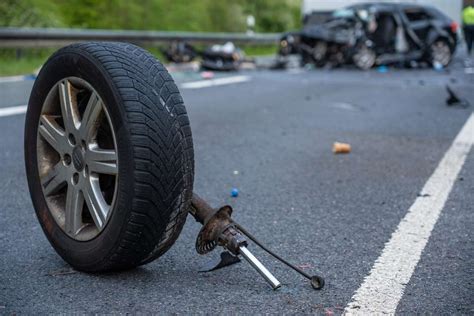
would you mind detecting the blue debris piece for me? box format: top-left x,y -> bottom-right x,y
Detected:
231,188 -> 239,197
377,65 -> 388,73
433,61 -> 443,71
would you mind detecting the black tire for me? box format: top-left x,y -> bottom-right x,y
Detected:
25,42 -> 194,272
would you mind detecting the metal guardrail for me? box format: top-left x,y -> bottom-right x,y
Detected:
0,27 -> 281,48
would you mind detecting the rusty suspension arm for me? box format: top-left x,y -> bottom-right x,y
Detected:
189,194 -> 281,289
189,193 -> 325,290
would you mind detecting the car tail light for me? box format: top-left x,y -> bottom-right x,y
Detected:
450,21 -> 458,33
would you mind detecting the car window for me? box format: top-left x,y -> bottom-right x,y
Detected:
332,8 -> 355,18
404,9 -> 432,22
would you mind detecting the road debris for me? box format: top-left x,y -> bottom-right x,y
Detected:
333,142 -> 351,154
201,71 -> 215,79
201,42 -> 244,71
233,170 -> 239,175
433,61 -> 444,71
231,188 -> 239,197
377,65 -> 388,73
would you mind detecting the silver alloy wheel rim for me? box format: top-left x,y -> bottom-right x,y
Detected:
37,77 -> 118,241
431,41 -> 451,66
354,46 -> 375,70
313,42 -> 327,61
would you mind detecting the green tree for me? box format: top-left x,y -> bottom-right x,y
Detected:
0,0 -> 63,27
1,0 -> 302,32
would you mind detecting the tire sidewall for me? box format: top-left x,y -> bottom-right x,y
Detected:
25,48 -> 135,270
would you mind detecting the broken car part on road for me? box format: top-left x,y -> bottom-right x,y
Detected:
24,42 -> 324,291
190,194 -> 325,290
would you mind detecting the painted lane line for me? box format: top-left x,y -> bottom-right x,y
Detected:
345,113 -> 474,315
0,76 -> 249,117
0,105 -> 28,118
0,75 -> 36,83
0,75 -> 26,83
180,75 -> 250,89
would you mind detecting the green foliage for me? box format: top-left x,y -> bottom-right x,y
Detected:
0,0 -> 300,75
241,0 -> 301,32
1,0 -> 301,32
0,48 -> 55,75
0,0 -> 63,27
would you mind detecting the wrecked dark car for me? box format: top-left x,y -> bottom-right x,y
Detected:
201,42 -> 244,71
279,3 -> 458,69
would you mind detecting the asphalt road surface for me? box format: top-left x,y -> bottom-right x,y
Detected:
1,60 -> 473,314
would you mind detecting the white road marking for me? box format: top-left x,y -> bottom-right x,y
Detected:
180,75 -> 250,89
0,105 -> 28,117
0,75 -> 31,83
0,75 -> 250,117
345,113 -> 474,315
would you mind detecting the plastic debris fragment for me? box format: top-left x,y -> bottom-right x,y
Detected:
231,188 -> 239,197
333,142 -> 351,154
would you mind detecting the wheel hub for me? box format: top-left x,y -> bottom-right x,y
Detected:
72,146 -> 85,171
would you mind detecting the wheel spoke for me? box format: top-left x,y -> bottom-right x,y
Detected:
86,147 -> 118,175
65,185 -> 84,236
41,163 -> 67,196
38,77 -> 118,240
79,92 -> 103,142
38,115 -> 68,154
59,79 -> 79,133
83,176 -> 109,229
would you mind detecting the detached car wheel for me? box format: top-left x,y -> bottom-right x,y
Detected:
429,39 -> 452,67
25,42 -> 194,272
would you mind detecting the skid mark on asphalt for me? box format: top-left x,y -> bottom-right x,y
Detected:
180,75 -> 250,89
0,105 -> 27,118
345,113 -> 474,315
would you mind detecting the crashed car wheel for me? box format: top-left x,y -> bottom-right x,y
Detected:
353,44 -> 376,70
429,39 -> 452,67
25,42 -> 194,272
312,41 -> 328,67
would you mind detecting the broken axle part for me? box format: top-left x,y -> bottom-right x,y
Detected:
239,246 -> 281,290
190,194 -> 281,289
189,193 -> 324,290
234,223 -> 325,290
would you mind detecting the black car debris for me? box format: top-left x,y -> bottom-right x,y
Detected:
279,3 -> 458,69
201,42 -> 244,71
163,41 -> 199,63
163,41 -> 245,71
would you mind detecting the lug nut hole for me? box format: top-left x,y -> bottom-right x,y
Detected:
63,154 -> 71,165
72,173 -> 79,185
68,133 -> 76,145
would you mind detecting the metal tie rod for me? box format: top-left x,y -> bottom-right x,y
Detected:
238,246 -> 281,290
